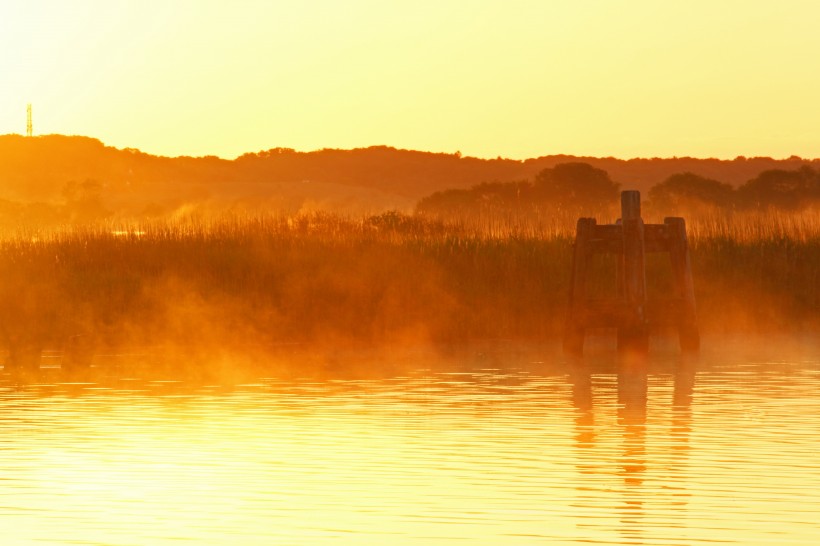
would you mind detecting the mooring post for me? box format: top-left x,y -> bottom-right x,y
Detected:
615,218 -> 625,299
563,217 -> 596,357
617,191 -> 649,354
563,190 -> 698,357
620,190 -> 642,222
664,217 -> 700,353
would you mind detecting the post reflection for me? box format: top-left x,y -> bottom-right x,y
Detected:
666,354 -> 696,510
616,353 -> 649,543
617,355 -> 648,486
569,353 -> 697,544
568,357 -> 595,450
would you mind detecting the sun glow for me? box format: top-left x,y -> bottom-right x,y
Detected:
2,1 -> 820,159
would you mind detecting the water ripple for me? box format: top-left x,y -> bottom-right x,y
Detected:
0,346 -> 818,545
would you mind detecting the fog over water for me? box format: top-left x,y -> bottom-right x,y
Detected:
0,336 -> 817,545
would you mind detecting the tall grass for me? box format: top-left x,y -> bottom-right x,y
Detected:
685,209 -> 820,333
0,209 -> 817,365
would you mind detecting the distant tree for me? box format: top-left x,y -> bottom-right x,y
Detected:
237,147 -> 296,160
737,166 -> 820,210
533,163 -> 619,212
416,180 -> 532,214
62,179 -> 110,222
648,172 -> 735,214
470,181 -> 531,209
417,188 -> 478,214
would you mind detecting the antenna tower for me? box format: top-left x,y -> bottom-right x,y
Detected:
26,104 -> 33,137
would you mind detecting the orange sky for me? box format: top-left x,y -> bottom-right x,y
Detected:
2,1 -> 819,160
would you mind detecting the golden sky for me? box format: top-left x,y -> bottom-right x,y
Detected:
1,0 -> 819,159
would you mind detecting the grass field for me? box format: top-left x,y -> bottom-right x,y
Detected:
0,209 -> 817,367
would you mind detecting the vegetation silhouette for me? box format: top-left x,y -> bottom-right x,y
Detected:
533,162 -> 620,213
0,211 -> 817,372
416,163 -> 620,219
648,172 -> 735,215
418,163 -> 820,219
1,134 -> 820,231
0,134 -> 818,370
738,166 -> 820,210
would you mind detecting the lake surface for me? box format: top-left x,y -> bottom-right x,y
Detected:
1,337 -> 818,545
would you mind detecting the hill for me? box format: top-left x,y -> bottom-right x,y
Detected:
0,134 -> 817,224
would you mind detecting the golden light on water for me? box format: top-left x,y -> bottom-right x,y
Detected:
0,2 -> 818,545
2,344 -> 819,545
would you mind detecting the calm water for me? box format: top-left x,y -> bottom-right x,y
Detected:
1,338 -> 818,545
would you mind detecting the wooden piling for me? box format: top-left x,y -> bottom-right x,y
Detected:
563,218 -> 596,357
563,191 -> 699,357
620,190 -> 642,221
664,217 -> 699,353
617,192 -> 648,353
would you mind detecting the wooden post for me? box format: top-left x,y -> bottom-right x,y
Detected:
617,192 -> 648,354
665,217 -> 699,353
615,219 -> 625,299
621,190 -> 642,222
563,218 -> 596,357
563,191 -> 698,357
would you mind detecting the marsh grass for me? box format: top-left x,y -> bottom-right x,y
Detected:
0,209 -> 817,365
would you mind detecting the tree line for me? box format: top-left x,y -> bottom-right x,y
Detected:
2,135 -> 819,228
416,162 -> 820,217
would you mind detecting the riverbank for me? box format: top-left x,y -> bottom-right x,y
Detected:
0,211 -> 817,367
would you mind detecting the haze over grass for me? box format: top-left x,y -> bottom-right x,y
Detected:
0,209 -> 816,371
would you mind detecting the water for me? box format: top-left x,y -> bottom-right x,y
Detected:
1,338 -> 818,545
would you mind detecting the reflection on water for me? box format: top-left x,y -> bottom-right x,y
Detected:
0,339 -> 818,545
569,354 -> 698,545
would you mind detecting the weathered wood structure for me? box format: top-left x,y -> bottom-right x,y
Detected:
563,191 -> 699,356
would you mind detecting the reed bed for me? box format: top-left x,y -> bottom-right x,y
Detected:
0,209 -> 816,362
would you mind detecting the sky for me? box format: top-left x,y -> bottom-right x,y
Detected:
1,0 -> 819,160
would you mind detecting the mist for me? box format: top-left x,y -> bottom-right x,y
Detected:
0,205 -> 814,382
